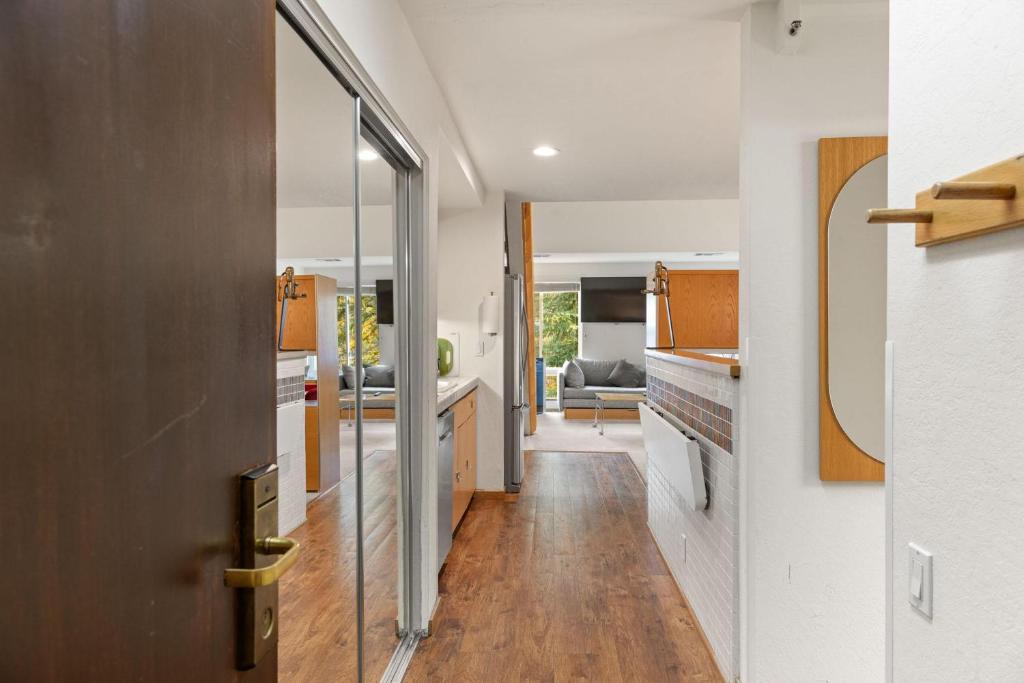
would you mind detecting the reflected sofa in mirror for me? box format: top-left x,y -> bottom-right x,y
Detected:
818,136 -> 887,482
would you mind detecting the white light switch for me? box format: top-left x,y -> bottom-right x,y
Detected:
908,543 -> 933,618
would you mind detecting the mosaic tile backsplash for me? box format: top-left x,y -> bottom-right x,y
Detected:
276,375 -> 306,407
645,354 -> 739,680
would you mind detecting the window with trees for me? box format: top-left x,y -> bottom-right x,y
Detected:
337,294 -> 380,367
533,287 -> 580,399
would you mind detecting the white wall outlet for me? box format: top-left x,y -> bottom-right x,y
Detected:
908,543 -> 933,618
681,532 -> 687,564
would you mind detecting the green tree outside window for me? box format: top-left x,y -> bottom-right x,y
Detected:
534,290 -> 580,399
337,294 -> 380,367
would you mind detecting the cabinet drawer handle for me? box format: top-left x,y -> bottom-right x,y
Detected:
455,471 -> 462,482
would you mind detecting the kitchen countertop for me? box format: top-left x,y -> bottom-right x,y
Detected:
645,348 -> 741,378
437,376 -> 479,413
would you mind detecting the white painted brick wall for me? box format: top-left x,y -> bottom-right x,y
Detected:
646,355 -> 739,680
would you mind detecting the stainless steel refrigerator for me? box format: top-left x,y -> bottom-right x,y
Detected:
503,272 -> 528,492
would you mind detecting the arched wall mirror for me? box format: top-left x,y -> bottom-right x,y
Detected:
818,136 -> 887,482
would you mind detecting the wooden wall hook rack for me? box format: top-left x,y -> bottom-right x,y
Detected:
867,153 -> 1024,246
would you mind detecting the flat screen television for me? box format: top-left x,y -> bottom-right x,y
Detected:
580,277 -> 646,323
376,279 -> 394,325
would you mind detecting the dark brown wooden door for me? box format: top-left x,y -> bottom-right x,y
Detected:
0,1 -> 277,680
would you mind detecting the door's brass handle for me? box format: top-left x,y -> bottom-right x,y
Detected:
224,537 -> 301,588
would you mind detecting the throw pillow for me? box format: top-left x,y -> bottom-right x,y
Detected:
364,364 -> 394,388
576,357 -> 618,386
564,360 -> 585,388
608,360 -> 645,388
341,365 -> 359,390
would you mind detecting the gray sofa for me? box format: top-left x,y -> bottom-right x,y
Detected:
339,364 -> 395,409
557,358 -> 647,412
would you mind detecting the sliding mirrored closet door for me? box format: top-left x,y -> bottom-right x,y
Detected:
354,120 -> 406,681
275,5 -> 421,681
275,11 -> 360,682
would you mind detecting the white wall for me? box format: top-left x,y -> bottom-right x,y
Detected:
533,260 -> 737,283
277,206 -> 394,259
532,199 -> 739,254
437,194 -> 506,491
534,259 -> 737,367
739,4 -> 887,681
888,3 -> 1024,680
579,323 -> 646,366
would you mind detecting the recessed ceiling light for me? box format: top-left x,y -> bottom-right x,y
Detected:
533,145 -> 559,157
358,149 -> 380,162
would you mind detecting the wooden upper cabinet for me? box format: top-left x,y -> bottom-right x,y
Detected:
275,274 -> 319,351
657,270 -> 739,348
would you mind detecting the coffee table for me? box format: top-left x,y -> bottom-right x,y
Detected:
593,392 -> 646,436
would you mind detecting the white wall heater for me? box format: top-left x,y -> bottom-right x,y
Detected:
639,402 -> 708,511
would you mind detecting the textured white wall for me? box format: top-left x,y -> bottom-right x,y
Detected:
533,260 -> 738,283
579,323 -> 646,366
739,4 -> 887,681
437,194 -> 506,491
277,206 -> 393,259
889,3 -> 1024,680
532,199 -> 739,254
646,356 -> 741,680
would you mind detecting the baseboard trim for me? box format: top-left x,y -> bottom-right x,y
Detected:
648,523 -> 729,683
472,490 -> 517,502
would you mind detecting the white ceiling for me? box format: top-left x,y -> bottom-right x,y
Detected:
277,14 -> 400,208
276,13 -> 482,209
400,0 -> 747,202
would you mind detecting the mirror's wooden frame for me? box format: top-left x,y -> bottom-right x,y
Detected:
818,136 -> 887,482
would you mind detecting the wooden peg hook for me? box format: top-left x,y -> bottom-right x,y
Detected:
865,208 -> 933,224
931,181 -> 1016,200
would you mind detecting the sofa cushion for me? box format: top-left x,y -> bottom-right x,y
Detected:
364,364 -> 394,388
563,360 -> 585,388
341,365 -> 359,389
608,360 -> 645,388
574,358 -> 619,386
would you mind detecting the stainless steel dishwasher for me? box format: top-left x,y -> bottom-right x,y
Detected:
437,409 -> 455,569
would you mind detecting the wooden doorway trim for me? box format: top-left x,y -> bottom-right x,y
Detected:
522,202 -> 538,434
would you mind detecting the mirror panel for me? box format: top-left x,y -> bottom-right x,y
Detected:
275,11 -> 360,681
356,129 -> 401,682
818,136 -> 886,482
827,155 -> 887,462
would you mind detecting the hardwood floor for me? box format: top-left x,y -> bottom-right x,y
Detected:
278,449 -> 399,682
405,451 -> 724,682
